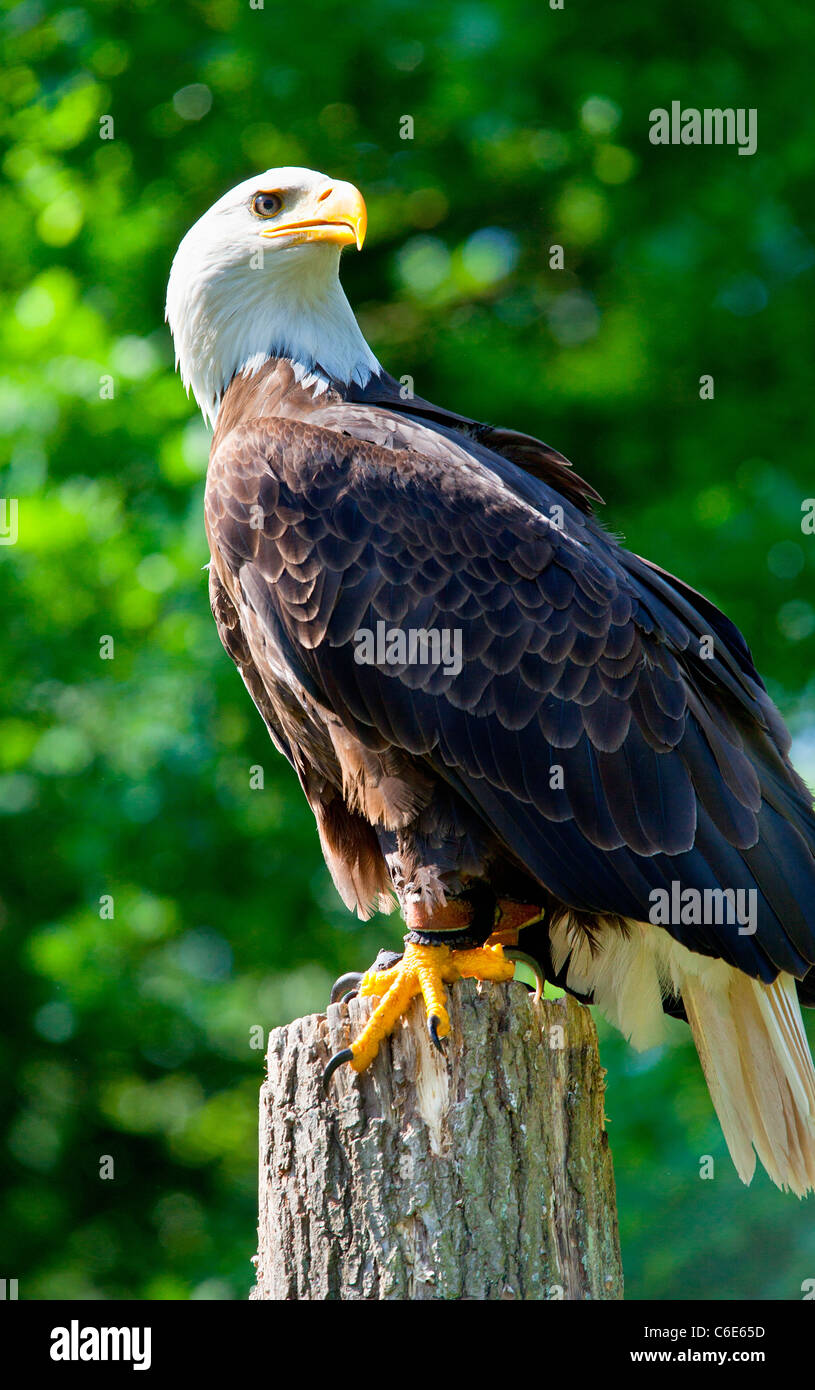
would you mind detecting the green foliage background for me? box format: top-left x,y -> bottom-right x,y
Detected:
1,0 -> 814,1300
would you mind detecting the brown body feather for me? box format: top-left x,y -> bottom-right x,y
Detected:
204,357 -> 815,1191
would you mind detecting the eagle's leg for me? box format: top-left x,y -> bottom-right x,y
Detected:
323,898 -> 543,1087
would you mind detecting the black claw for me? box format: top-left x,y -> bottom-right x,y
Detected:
340,989 -> 358,1004
373,949 -> 403,972
330,972 -> 364,1005
428,1015 -> 446,1054
505,948 -> 546,1001
330,951 -> 403,1007
322,1048 -> 354,1089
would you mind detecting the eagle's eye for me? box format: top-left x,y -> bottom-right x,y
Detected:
252,192 -> 282,219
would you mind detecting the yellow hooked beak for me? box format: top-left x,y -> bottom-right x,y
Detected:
260,181 -> 367,251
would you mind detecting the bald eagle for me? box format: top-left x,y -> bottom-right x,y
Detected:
167,167 -> 815,1195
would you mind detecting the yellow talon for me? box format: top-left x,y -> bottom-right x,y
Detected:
324,940 -> 517,1083
451,943 -> 516,984
358,962 -> 403,999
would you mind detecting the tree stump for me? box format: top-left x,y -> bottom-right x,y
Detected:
251,979 -> 623,1300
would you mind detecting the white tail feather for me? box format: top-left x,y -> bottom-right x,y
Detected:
683,971 -> 815,1196
549,916 -> 815,1196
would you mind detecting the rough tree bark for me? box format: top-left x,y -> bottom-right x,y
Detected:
251,979 -> 623,1300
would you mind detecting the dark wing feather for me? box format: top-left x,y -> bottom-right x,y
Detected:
207,409 -> 815,984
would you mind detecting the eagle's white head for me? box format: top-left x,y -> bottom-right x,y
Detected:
166,166 -> 381,426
